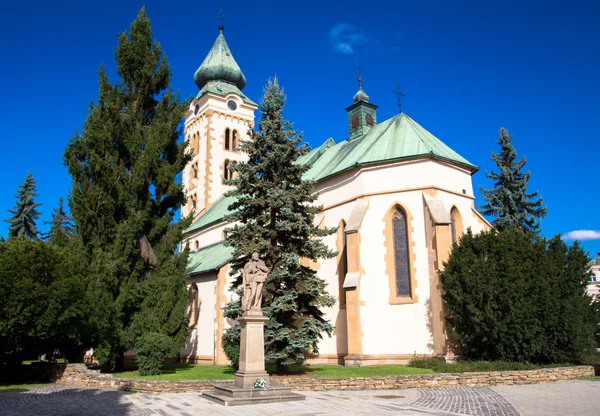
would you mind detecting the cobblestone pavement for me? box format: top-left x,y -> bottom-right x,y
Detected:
0,380 -> 598,415
491,379 -> 600,416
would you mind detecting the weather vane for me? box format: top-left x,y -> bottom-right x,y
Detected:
392,81 -> 406,113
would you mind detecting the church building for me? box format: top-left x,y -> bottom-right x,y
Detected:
180,25 -> 491,366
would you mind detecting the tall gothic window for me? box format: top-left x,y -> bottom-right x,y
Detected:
225,128 -> 231,150
450,210 -> 457,244
188,283 -> 200,328
337,221 -> 348,308
232,130 -> 238,151
392,207 -> 411,297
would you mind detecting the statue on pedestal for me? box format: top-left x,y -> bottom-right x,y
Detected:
241,252 -> 270,313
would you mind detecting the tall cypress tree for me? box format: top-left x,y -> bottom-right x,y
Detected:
42,197 -> 75,247
478,128 -> 547,234
63,8 -> 191,370
222,78 -> 336,371
5,172 -> 42,240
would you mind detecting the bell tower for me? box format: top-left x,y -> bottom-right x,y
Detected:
181,25 -> 258,219
346,69 -> 377,140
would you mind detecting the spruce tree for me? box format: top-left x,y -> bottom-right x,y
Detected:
5,172 -> 42,240
63,9 -> 191,370
478,128 -> 547,234
222,78 -> 336,371
42,197 -> 75,247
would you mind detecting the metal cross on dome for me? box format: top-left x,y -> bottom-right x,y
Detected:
392,81 -> 406,114
218,10 -> 224,26
357,65 -> 363,88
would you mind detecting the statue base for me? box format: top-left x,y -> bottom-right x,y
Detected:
202,311 -> 304,406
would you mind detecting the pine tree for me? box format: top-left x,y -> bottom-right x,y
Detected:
478,128 -> 547,234
42,197 -> 75,247
5,172 -> 42,240
222,78 -> 336,371
63,9 -> 191,370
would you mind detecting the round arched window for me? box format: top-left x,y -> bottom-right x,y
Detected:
194,241 -> 199,250
366,114 -> 374,126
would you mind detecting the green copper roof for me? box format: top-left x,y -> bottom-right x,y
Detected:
187,241 -> 233,275
185,112 -> 477,235
303,113 -> 477,181
296,137 -> 336,166
196,80 -> 257,106
194,27 -> 246,91
184,195 -> 236,235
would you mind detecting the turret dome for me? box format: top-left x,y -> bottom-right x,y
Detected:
194,26 -> 246,91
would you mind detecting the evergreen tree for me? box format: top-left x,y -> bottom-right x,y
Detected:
63,8 -> 191,370
222,78 -> 336,371
478,128 -> 547,234
42,197 -> 75,247
5,172 -> 41,240
440,228 -> 596,363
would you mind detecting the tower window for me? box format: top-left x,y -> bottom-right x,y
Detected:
351,114 -> 359,130
366,113 -> 374,126
232,130 -> 238,152
194,241 -> 199,250
225,128 -> 231,150
192,163 -> 198,179
223,159 -> 232,180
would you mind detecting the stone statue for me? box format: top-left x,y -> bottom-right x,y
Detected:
241,252 -> 270,313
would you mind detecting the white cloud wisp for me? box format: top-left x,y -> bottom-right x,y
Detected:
562,230 -> 600,241
329,23 -> 367,55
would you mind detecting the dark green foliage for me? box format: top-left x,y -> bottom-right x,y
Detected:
221,325 -> 240,369
135,332 -> 172,376
0,238 -> 91,368
5,172 -> 42,240
440,228 -> 597,364
42,197 -> 75,247
63,8 -> 191,370
222,78 -> 336,371
478,128 -> 547,234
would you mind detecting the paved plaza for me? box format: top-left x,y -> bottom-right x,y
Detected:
0,379 -> 598,416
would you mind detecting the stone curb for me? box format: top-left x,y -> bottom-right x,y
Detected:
55,363 -> 594,394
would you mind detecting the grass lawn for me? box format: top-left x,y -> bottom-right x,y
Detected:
114,363 -> 434,381
0,383 -> 49,391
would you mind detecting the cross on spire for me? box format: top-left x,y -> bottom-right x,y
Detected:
392,81 -> 405,113
357,65 -> 363,88
218,10 -> 225,30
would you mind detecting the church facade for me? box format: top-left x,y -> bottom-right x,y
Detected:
180,25 -> 491,366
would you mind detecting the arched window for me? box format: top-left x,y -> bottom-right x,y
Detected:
450,207 -> 463,244
191,194 -> 197,211
223,159 -> 231,180
194,240 -> 199,250
188,283 -> 200,328
365,113 -> 374,126
232,130 -> 238,151
225,128 -> 231,150
337,220 -> 348,308
392,207 -> 411,297
351,114 -> 359,130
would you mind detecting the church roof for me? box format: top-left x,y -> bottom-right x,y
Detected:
188,241 -> 233,275
184,112 -> 476,236
196,80 -> 257,106
194,27 -> 247,92
303,112 -> 477,182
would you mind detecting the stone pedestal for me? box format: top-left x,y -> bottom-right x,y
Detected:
234,312 -> 270,389
203,311 -> 304,406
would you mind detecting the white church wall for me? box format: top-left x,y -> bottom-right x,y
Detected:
181,272 -> 217,363
187,221 -> 227,252
316,159 -> 475,212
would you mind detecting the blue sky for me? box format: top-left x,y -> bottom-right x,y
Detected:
0,0 -> 598,256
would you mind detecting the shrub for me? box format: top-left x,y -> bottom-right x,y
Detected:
440,229 -> 597,364
135,333 -> 172,376
222,326 -> 240,370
